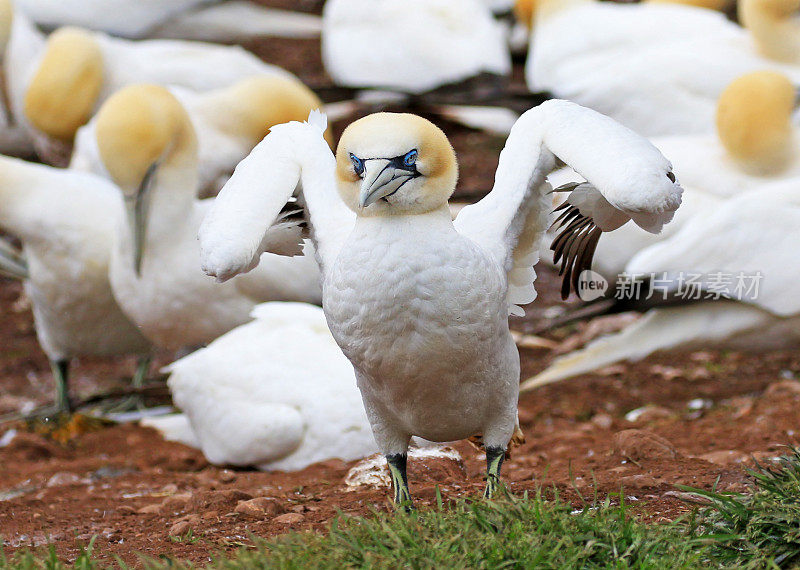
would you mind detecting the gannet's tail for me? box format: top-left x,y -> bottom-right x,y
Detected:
520,301 -> 772,391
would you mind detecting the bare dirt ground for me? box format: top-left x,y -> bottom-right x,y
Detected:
2,1 -> 799,566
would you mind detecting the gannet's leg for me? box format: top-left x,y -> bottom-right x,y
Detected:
51,359 -> 71,414
484,446 -> 506,499
130,354 -> 152,410
386,453 -> 412,510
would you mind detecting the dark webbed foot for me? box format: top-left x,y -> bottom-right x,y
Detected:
484,445 -> 505,499
386,453 -> 413,511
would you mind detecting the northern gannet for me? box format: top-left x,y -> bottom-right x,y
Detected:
22,25 -> 297,163
145,302 -> 376,471
198,101 -> 683,505
322,0 -> 511,94
71,75 -> 330,198
95,85 -> 322,351
521,0 -> 800,136
523,182 -> 800,390
0,155 -> 151,415
14,0 -> 323,41
542,70 -> 800,279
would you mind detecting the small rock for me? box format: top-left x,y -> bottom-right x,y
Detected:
169,521 -> 191,536
649,365 -> 683,381
161,493 -> 192,512
190,489 -> 253,510
137,504 -> 162,515
765,380 -> 800,398
273,513 -> 305,525
219,470 -> 237,483
161,483 -> 179,494
234,497 -> 284,519
508,467 -> 535,482
697,450 -> 748,466
290,505 -> 306,514
624,405 -> 673,423
117,506 -> 137,516
5,432 -> 65,460
618,474 -> 663,488
612,429 -> 679,461
590,413 -> 613,430
46,472 -> 84,488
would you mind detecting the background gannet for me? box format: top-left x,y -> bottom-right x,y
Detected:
144,302 -> 377,471
198,102 -> 683,506
71,75 -> 331,198
22,25 -> 297,163
540,70 -> 799,279
322,0 -> 511,94
522,0 -> 800,136
14,0 -> 323,41
0,155 -> 150,415
95,85 -> 321,351
523,182 -> 800,390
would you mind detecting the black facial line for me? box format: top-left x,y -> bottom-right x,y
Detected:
381,174 -> 417,202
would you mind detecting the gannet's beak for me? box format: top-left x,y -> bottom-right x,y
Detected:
123,163 -> 158,276
359,159 -> 415,208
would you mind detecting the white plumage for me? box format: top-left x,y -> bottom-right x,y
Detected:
523,182 -> 800,390
199,101 -> 682,502
94,85 -> 322,351
322,0 -> 511,94
0,155 -> 151,410
14,0 -> 323,41
524,0 -> 800,136
148,302 -> 376,471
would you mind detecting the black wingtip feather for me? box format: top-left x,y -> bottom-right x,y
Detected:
550,203 -> 603,300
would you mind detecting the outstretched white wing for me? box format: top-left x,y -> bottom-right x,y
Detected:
454,100 -> 683,312
199,112 -> 355,282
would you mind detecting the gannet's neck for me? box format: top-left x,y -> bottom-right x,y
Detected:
351,204 -> 454,236
740,0 -> 800,63
141,163 -> 200,239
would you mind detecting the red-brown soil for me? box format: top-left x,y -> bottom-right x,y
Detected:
2,1 -> 799,566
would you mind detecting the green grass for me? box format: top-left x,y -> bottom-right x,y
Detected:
6,450 -> 800,569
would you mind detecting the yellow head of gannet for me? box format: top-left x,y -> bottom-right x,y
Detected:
95,84 -> 197,273
24,27 -> 104,142
205,75 -> 333,148
716,70 -> 796,173
514,0 -> 537,28
739,0 -> 800,62
335,113 -> 458,217
648,0 -> 733,12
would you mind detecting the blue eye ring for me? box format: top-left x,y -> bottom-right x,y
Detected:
350,153 -> 364,176
403,149 -> 418,167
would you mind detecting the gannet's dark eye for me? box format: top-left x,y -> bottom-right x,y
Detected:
350,153 -> 364,176
667,171 -> 676,183
403,149 -> 418,168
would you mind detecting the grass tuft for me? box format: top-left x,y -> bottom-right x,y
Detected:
684,447 -> 800,568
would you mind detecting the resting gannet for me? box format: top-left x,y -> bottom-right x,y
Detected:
147,302 -> 376,471
322,0 -> 511,94
95,85 -> 321,351
521,0 -> 800,136
71,75 -> 330,198
541,70 -> 800,279
523,182 -> 800,390
198,101 -> 683,506
22,25 -> 296,163
0,155 -> 151,415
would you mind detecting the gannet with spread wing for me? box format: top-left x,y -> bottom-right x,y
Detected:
199,101 -> 683,506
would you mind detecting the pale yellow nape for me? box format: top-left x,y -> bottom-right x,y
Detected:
335,112 -> 458,215
0,0 -> 14,53
514,0 -> 536,28
95,84 -> 197,192
24,27 -> 104,141
740,0 -> 800,63
204,75 -> 334,148
716,71 -> 796,172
